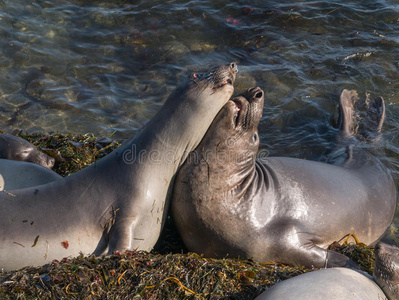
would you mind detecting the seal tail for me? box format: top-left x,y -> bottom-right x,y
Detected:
364,95 -> 385,141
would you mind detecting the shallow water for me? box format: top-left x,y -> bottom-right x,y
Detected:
0,1 -> 399,242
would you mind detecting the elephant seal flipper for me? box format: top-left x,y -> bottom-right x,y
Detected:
374,242 -> 399,300
0,134 -> 60,189
338,89 -> 357,137
365,96 -> 386,141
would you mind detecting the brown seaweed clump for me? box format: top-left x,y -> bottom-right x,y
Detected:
14,131 -> 122,177
0,251 -> 310,299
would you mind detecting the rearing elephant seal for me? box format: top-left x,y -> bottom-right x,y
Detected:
0,63 -> 237,271
171,88 -> 396,268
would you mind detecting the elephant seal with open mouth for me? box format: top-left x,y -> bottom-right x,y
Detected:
0,62 -> 237,271
171,88 -> 396,268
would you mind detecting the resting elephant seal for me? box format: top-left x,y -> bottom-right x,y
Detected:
0,159 -> 61,191
256,242 -> 399,300
0,63 -> 237,271
0,133 -> 55,169
255,267 -> 386,300
171,88 -> 396,268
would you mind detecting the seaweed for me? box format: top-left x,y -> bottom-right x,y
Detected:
0,133 -> 376,299
14,131 -> 122,177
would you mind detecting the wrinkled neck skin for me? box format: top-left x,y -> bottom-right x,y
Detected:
189,130 -> 261,205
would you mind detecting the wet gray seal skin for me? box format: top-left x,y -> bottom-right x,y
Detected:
171,88 -> 396,268
256,242 -> 399,300
255,268 -> 387,300
374,242 -> 399,299
0,133 -> 55,169
0,159 -> 61,191
0,63 -> 237,271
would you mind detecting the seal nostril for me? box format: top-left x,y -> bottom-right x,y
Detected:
253,133 -> 258,142
255,91 -> 263,98
230,62 -> 237,72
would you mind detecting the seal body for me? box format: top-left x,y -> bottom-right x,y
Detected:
171,88 -> 396,268
256,242 -> 399,300
0,133 -> 55,169
374,242 -> 399,299
255,268 -> 387,300
0,159 -> 61,191
0,63 -> 237,271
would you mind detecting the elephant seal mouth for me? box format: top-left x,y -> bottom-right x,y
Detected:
190,62 -> 237,91
231,87 -> 264,130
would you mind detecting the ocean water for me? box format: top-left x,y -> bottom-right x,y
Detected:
0,0 -> 398,242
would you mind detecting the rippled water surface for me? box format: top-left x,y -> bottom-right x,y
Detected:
1,1 -> 399,241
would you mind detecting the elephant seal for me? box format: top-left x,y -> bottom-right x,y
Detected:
255,268 -> 386,300
0,159 -> 61,191
256,242 -> 399,300
0,63 -> 237,271
0,133 -> 55,169
0,134 -> 60,190
171,88 -> 396,268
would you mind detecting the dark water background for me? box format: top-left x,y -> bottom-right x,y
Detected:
0,1 -> 399,242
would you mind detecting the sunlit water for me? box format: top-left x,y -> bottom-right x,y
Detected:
1,0 -> 399,243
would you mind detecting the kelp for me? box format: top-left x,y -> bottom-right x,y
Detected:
0,133 -> 376,299
0,251 -> 310,299
14,131 -> 122,177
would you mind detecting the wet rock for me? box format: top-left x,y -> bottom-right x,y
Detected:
164,41 -> 190,57
12,51 -> 30,66
234,72 -> 257,93
0,75 -> 22,95
187,42 -> 217,53
2,41 -> 23,57
261,71 -> 291,97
